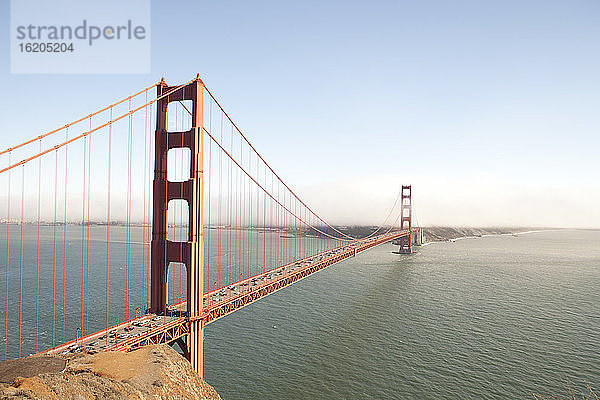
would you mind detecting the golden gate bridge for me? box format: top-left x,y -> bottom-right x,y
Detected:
0,76 -> 421,376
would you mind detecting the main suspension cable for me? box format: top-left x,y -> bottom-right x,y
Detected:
0,82 -> 159,157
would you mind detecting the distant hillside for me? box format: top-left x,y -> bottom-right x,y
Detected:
422,226 -> 538,242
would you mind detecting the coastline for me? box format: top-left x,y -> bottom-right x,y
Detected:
420,226 -> 556,244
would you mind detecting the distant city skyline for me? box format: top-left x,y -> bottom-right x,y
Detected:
1,0 -> 598,228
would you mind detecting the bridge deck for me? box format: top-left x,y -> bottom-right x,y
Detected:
42,229 -> 415,357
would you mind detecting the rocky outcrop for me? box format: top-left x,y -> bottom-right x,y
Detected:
0,345 -> 221,400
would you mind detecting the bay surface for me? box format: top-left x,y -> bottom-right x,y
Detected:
204,230 -> 600,399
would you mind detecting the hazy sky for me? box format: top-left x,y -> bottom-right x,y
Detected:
1,0 -> 599,227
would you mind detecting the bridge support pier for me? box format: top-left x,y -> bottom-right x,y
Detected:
174,337 -> 190,360
151,76 -> 205,376
412,229 -> 423,246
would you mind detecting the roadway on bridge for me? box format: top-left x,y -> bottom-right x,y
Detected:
43,231 -> 411,357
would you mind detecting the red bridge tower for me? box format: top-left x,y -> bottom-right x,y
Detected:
396,185 -> 413,254
151,77 -> 205,376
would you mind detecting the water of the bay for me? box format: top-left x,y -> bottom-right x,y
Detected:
203,230 -> 599,399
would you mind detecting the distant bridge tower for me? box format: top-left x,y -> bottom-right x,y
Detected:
395,185 -> 414,254
151,77 -> 205,376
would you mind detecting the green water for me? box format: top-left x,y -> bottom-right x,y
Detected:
204,230 -> 599,399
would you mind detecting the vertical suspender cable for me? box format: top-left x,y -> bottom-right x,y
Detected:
206,115 -> 212,303
173,104 -> 179,302
18,166 -> 24,358
234,131 -> 238,283
142,94 -> 148,308
294,198 -> 297,260
4,152 -> 10,360
126,99 -> 133,320
247,148 -> 251,280
256,156 -> 259,274
62,129 -> 68,344
106,108 -> 112,339
179,102 -> 184,301
270,174 -> 273,268
146,102 -> 153,310
228,125 -> 233,285
52,148 -> 58,347
85,121 -> 92,334
238,138 -> 242,281
81,136 -> 87,333
218,114 -> 222,289
263,164 -> 267,270
35,140 -> 41,353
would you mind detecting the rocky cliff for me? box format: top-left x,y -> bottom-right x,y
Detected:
0,345 -> 221,400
